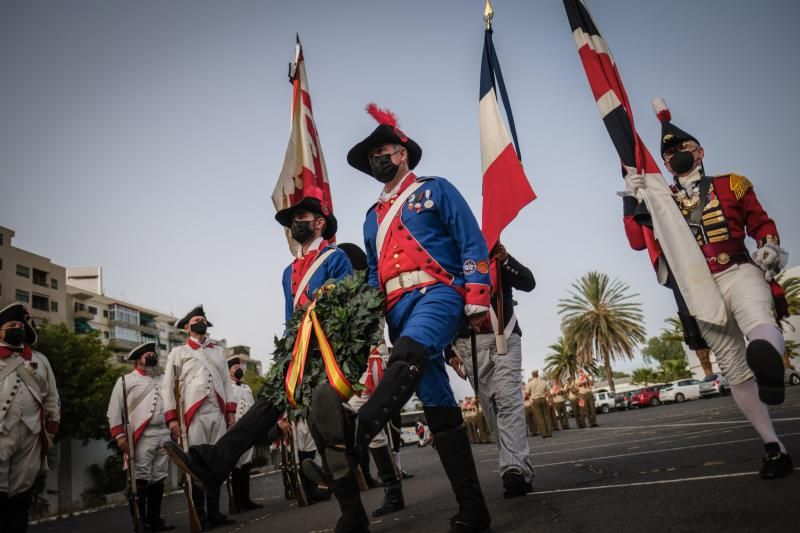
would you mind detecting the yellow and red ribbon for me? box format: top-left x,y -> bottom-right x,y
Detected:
284,295 -> 355,408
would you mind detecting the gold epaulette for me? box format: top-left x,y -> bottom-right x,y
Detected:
728,173 -> 752,200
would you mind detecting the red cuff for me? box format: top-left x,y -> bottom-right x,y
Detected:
46,421 -> 60,436
226,402 -> 237,414
464,283 -> 491,307
165,409 -> 178,424
109,424 -> 124,439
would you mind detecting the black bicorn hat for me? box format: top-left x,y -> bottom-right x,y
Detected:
175,305 -> 213,330
226,356 -> 241,368
347,103 -> 422,176
274,185 -> 338,241
337,242 -> 368,272
652,97 -> 700,156
127,341 -> 157,361
0,303 -> 37,345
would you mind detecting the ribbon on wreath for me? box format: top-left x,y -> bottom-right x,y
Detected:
284,293 -> 355,408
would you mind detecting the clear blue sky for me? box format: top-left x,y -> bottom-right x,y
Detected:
2,0 -> 798,399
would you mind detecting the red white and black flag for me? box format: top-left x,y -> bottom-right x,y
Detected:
563,0 -> 726,327
479,3 -> 535,253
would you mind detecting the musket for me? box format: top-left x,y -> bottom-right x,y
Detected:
172,364 -> 203,533
288,422 -> 309,507
121,376 -> 144,533
279,441 -> 296,501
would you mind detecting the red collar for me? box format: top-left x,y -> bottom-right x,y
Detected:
187,338 -> 215,350
294,239 -> 329,262
0,345 -> 33,361
134,368 -> 147,376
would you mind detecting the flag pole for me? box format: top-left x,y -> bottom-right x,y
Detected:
484,0 -> 493,29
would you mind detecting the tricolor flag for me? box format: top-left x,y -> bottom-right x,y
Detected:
563,0 -> 726,327
273,36 -> 333,249
479,3 -> 535,253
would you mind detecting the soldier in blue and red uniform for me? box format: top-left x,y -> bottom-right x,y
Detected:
623,97 -> 792,479
309,104 -> 492,533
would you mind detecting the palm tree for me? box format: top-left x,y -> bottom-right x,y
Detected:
658,359 -> 692,382
558,272 -> 646,392
664,315 -> 713,376
544,335 -> 599,384
631,367 -> 658,386
776,273 -> 800,368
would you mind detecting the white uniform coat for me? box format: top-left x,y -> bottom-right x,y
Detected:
229,379 -> 255,466
106,369 -> 166,444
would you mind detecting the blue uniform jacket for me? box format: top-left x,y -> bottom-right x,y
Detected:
281,245 -> 353,323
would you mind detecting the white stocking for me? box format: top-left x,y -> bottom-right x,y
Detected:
731,378 -> 785,453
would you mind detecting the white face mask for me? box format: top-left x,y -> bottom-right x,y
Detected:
677,165 -> 703,191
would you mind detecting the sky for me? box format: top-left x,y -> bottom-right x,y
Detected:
2,0 -> 799,401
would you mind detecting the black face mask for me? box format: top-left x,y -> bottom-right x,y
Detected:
145,355 -> 158,367
369,154 -> 399,183
190,322 -> 208,335
3,327 -> 25,346
234,368 -> 244,380
290,220 -> 315,244
668,150 -> 696,175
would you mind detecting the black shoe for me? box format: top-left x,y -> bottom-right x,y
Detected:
590,423 -> 599,428
746,339 -> 785,405
501,469 -> 532,499
370,445 -> 405,517
364,474 -> 381,489
400,470 -> 414,480
208,513 -> 236,527
163,442 -> 217,490
760,443 -> 794,479
448,517 -> 492,533
241,500 -> 263,510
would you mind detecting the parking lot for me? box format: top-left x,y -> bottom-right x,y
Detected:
33,386 -> 800,533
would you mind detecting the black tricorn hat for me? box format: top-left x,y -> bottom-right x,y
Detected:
274,187 -> 338,240
337,243 -> 368,272
175,305 -> 213,330
127,341 -> 156,361
652,97 -> 700,156
347,104 -> 422,176
0,303 -> 37,345
227,356 -> 241,368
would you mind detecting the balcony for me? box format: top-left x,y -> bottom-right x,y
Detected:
169,330 -> 188,342
139,323 -> 159,336
73,309 -> 94,321
109,337 -> 140,352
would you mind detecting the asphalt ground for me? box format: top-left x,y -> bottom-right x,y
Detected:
33,386 -> 800,533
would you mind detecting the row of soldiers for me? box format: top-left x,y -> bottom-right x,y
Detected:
460,397 -> 492,445
523,371 -> 598,438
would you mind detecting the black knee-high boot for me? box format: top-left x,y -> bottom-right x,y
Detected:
191,483 -> 207,526
425,406 -> 491,533
206,486 -> 235,527
134,479 -> 148,528
7,489 -> 34,533
146,480 -> 174,531
369,445 -> 404,517
240,465 -> 262,510
228,469 -> 242,514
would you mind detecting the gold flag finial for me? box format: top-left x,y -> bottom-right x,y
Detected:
484,0 -> 494,29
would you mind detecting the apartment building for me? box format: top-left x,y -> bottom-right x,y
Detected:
224,344 -> 263,375
0,225 -> 67,325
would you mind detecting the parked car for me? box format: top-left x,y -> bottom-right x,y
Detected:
699,373 -> 730,397
616,390 -> 637,410
594,391 -> 616,414
399,428 -> 418,447
786,369 -> 800,386
630,386 -> 663,408
659,379 -> 703,403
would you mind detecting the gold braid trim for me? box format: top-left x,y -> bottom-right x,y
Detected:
729,173 -> 752,200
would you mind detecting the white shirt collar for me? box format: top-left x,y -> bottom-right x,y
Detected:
297,236 -> 324,258
379,171 -> 412,203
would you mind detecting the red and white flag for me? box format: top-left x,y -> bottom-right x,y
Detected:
273,36 -> 333,247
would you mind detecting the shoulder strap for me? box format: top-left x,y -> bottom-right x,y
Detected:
0,357 -> 24,383
376,180 -> 425,259
293,248 -> 337,308
15,360 -> 42,404
128,377 -> 158,414
688,176 -> 713,226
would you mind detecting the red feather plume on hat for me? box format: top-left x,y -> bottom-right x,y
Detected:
652,96 -> 672,123
366,103 -> 398,127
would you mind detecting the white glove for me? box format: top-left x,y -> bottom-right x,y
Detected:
624,173 -> 646,196
751,244 -> 789,281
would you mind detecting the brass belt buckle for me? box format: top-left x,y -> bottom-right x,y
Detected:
716,252 -> 731,265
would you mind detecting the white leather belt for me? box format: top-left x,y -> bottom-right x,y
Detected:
385,270 -> 437,293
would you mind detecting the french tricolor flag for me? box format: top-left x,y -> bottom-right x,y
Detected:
479,23 -> 536,252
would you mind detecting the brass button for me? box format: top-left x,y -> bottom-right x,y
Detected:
717,253 -> 731,265
393,253 -> 399,259
395,264 -> 401,269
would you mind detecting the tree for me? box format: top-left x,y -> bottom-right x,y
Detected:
558,272 -> 646,392
36,323 -> 125,444
776,273 -> 800,369
641,334 -> 685,366
543,335 -> 598,384
241,367 -> 264,394
664,315 -> 713,376
657,359 -> 691,382
611,370 -> 630,379
631,367 -> 658,386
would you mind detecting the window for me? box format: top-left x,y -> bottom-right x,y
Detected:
0,233 -> 3,245
32,269 -> 48,286
104,331 -> 109,339
110,325 -> 140,343
0,258 -> 3,270
16,265 -> 30,278
88,306 -> 98,315
109,304 -> 139,325
50,301 -> 58,312
103,310 -> 109,318
32,294 -> 49,311
75,302 -> 85,312
15,289 -> 29,303
50,278 -> 58,289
